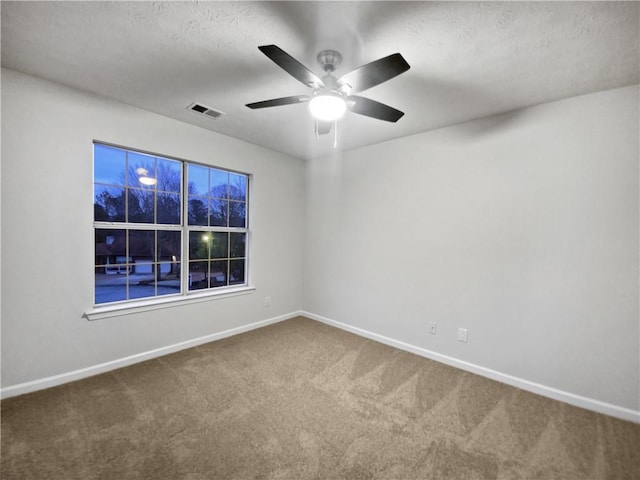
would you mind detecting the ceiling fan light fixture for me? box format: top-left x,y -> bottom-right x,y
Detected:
138,176 -> 157,186
135,167 -> 157,186
309,93 -> 346,121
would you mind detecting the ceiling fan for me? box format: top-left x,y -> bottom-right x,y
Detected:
246,45 -> 410,136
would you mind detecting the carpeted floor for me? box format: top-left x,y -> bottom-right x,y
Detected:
1,316 -> 639,479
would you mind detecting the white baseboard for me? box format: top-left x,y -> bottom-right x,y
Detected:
1,310 -> 303,400
4,309 -> 638,424
302,311 -> 640,424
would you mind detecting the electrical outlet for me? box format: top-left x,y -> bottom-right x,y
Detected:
457,328 -> 468,343
429,322 -> 437,335
264,296 -> 271,307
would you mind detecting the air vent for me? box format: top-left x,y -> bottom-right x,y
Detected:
187,102 -> 225,120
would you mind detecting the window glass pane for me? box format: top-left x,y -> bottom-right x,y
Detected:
210,169 -> 228,199
94,144 -> 126,186
188,164 -> 209,196
127,152 -> 156,189
133,259 -> 154,275
209,260 -> 227,287
157,273 -> 180,297
229,232 -> 246,258
95,229 -> 126,265
95,277 -> 128,304
188,196 -> 208,226
210,199 -> 228,227
156,158 -> 181,193
229,259 -> 245,285
95,228 -> 128,304
157,193 -> 181,225
210,232 -> 228,259
128,282 -> 156,301
129,230 -> 155,260
128,155 -> 156,191
158,231 -> 181,263
189,231 -> 209,260
188,261 -> 208,290
128,189 -> 155,223
157,229 -> 181,293
94,185 -> 126,222
229,201 -> 246,228
229,173 -> 247,201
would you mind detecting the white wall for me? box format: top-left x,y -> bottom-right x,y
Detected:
1,69 -> 305,389
304,85 -> 639,413
2,68 -> 638,418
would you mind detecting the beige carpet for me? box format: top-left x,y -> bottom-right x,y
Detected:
2,316 -> 638,479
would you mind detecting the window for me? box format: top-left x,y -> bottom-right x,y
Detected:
186,163 -> 248,291
93,143 -> 249,306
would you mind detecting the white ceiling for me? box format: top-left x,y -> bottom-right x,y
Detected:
2,1 -> 638,160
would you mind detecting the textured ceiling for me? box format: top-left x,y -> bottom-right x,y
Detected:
2,1 -> 638,160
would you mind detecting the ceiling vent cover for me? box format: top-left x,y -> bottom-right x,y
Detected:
188,102 -> 225,120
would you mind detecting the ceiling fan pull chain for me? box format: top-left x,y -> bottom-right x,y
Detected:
334,121 -> 338,148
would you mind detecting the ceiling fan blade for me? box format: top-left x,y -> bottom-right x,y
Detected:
348,95 -> 405,122
258,45 -> 325,89
316,120 -> 332,135
338,53 -> 410,94
246,95 -> 310,109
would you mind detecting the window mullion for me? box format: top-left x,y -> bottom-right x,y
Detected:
182,162 -> 189,296
226,232 -> 231,287
154,230 -> 158,298
125,227 -> 130,300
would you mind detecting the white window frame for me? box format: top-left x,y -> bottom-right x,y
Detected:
87,142 -> 253,321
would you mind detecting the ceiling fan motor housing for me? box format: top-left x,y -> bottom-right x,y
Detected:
317,50 -> 342,73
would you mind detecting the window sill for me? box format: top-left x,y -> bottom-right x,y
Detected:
84,286 -> 255,321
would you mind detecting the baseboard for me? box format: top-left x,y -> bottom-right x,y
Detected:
5,310 -> 638,424
1,310 -> 303,400
302,311 -> 640,424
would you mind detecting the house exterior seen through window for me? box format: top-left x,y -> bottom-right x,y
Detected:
93,143 -> 249,305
